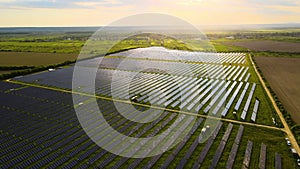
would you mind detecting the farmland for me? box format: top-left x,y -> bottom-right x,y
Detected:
224,41 -> 300,53
1,46 -> 299,168
254,57 -> 300,124
0,52 -> 77,66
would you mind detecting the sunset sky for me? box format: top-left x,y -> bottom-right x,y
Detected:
0,0 -> 300,27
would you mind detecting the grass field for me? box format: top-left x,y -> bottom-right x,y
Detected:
0,41 -> 84,54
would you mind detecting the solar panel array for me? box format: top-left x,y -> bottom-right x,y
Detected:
12,47 -> 263,123
0,83 -> 285,169
110,47 -> 246,64
1,48 -> 284,168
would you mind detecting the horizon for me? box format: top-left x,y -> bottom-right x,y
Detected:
1,23 -> 300,29
0,0 -> 300,27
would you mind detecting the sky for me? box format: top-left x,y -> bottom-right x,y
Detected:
0,0 -> 300,27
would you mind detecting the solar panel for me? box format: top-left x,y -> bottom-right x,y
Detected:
233,66 -> 245,81
204,81 -> 231,113
210,81 -> 237,115
226,143 -> 239,169
221,82 -> 244,116
242,141 -> 253,169
241,83 -> 256,120
239,67 -> 249,82
251,100 -> 260,122
210,123 -> 233,168
235,83 -> 250,111
227,66 -> 241,80
193,122 -> 223,168
245,73 -> 251,82
197,80 -> 225,112
259,143 -> 267,169
275,153 -> 282,169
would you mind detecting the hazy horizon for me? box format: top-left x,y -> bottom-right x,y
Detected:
1,0 -> 300,27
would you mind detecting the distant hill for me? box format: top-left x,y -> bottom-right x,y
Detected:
0,23 -> 299,33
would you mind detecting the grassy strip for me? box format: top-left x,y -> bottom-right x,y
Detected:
0,65 -> 35,70
252,51 -> 300,58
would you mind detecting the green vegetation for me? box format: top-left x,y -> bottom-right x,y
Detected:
206,28 -> 300,43
252,51 -> 300,58
210,40 -> 247,52
0,41 -> 84,53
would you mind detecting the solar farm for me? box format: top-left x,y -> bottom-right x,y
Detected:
0,47 -> 298,168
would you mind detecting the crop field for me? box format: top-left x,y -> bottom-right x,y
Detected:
0,52 -> 78,66
223,40 -> 300,53
254,56 -> 300,124
1,47 -> 298,168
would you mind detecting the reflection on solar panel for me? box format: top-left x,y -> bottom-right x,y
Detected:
210,81 -> 238,115
196,80 -> 225,112
235,83 -> 250,111
275,153 -> 282,169
187,80 -> 218,111
242,141 -> 253,169
233,66 -> 245,81
239,67 -> 249,81
204,81 -> 231,113
226,125 -> 244,169
251,99 -> 260,122
192,122 -> 223,169
259,143 -> 267,169
175,119 -> 204,169
245,73 -> 251,82
210,123 -> 233,168
112,48 -> 245,64
160,118 -> 203,168
221,82 -> 243,117
241,83 -> 256,120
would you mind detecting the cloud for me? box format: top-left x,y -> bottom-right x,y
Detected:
0,0 -> 299,26
0,0 -> 126,9
245,0 -> 298,6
